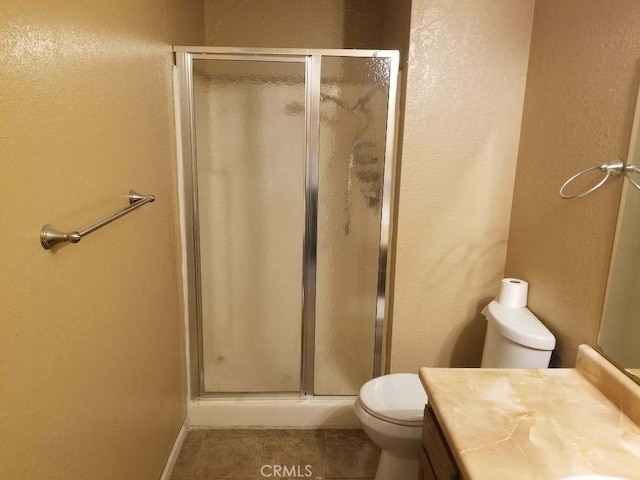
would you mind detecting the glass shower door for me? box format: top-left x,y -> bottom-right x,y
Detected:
314,56 -> 392,395
192,58 -> 307,393
177,48 -> 399,397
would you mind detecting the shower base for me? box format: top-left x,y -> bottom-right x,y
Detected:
188,396 -> 360,428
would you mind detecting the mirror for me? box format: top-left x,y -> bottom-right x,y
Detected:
598,84 -> 640,382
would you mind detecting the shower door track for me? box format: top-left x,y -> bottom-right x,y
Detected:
174,47 -> 400,399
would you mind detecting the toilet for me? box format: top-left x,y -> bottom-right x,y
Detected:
354,373 -> 427,480
355,299 -> 556,480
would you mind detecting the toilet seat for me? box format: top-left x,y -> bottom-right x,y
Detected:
358,373 -> 428,427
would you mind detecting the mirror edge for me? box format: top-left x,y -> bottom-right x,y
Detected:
594,345 -> 640,387
597,77 -> 640,375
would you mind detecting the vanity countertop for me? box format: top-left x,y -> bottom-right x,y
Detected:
419,345 -> 640,479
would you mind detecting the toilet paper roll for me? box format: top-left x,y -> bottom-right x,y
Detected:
497,278 -> 528,308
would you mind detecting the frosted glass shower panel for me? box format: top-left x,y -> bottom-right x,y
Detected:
314,56 -> 391,395
193,59 -> 306,393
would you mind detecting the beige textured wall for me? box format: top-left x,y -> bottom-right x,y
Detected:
0,1 -> 203,479
505,0 -> 640,367
390,0 -> 535,372
203,0 -> 382,48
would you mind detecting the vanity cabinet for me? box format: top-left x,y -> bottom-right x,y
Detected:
418,346 -> 640,479
418,405 -> 461,480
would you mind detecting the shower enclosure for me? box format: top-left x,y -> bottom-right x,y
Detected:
175,47 -> 398,398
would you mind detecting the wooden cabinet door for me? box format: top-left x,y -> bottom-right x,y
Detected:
418,446 -> 437,480
422,405 -> 461,480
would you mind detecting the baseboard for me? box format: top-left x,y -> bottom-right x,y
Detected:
159,419 -> 189,480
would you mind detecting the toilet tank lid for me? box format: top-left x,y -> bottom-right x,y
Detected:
484,300 -> 556,351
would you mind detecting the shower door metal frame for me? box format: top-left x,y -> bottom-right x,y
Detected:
174,47 -> 399,399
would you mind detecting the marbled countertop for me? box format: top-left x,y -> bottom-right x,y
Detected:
419,346 -> 640,480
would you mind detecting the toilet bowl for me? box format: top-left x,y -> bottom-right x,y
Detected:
356,300 -> 556,479
354,373 -> 427,480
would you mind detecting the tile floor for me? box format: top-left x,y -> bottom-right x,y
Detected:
170,428 -> 380,480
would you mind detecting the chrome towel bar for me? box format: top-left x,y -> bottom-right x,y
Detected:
40,190 -> 155,250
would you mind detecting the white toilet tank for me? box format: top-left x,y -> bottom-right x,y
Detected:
480,300 -> 556,368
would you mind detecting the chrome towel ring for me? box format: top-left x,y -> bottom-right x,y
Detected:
625,165 -> 640,191
559,160 -> 625,200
